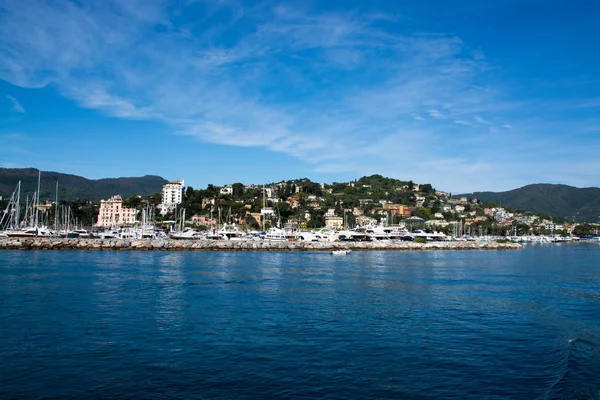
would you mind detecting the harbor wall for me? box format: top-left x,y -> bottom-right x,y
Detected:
0,238 -> 523,251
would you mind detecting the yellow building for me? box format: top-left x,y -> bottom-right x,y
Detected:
325,216 -> 343,229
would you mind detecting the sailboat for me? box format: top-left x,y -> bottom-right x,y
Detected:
261,185 -> 287,241
169,208 -> 201,239
2,172 -> 51,237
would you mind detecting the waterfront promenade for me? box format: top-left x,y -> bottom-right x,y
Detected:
0,238 -> 522,251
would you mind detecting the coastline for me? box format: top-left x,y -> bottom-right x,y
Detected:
0,238 -> 523,251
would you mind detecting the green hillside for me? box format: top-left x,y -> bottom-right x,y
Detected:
0,168 -> 167,201
466,184 -> 600,222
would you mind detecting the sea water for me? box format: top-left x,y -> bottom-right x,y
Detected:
1,244 -> 599,399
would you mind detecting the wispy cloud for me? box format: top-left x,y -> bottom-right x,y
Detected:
5,95 -> 25,113
0,0 -> 598,191
427,110 -> 445,119
455,120 -> 475,127
474,115 -> 490,125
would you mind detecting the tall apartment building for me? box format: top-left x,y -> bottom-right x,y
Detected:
160,179 -> 185,215
96,195 -> 138,227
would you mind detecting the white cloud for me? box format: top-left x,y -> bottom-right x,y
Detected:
5,95 -> 25,113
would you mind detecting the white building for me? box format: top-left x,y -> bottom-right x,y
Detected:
220,186 -> 233,195
545,223 -> 564,232
96,195 -> 138,227
160,179 -> 185,216
261,207 -> 275,217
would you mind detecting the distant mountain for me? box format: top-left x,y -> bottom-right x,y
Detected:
464,184 -> 600,222
0,168 -> 167,201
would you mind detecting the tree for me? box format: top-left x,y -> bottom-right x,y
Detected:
573,224 -> 598,237
205,184 -> 219,196
334,201 -> 343,216
483,201 -> 498,208
185,186 -> 195,200
416,208 -> 431,220
232,183 -> 244,197
245,214 -> 260,230
420,183 -> 433,194
303,182 -> 323,196
307,218 -> 324,228
122,195 -> 142,209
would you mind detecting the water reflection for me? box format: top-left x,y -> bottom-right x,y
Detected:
155,252 -> 186,329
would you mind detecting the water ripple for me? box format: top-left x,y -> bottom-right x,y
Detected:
0,246 -> 599,399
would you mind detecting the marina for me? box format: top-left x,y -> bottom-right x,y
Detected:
0,237 -> 524,251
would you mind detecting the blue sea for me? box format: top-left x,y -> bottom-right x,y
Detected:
1,244 -> 599,399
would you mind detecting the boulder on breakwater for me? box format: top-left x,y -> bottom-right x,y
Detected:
0,237 -> 523,251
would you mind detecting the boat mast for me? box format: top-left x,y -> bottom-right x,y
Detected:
0,181 -> 20,230
181,208 -> 186,232
15,181 -> 21,229
34,170 -> 41,230
54,180 -> 59,231
23,195 -> 30,228
217,207 -> 221,237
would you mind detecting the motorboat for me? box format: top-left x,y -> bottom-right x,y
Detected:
169,228 -> 201,240
331,249 -> 352,255
5,227 -> 51,238
72,229 -> 90,238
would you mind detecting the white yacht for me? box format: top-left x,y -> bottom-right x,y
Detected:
264,227 -> 287,241
412,230 -> 448,241
170,228 -> 201,240
313,228 -> 340,242
5,227 -> 51,238
297,231 -> 320,242
219,223 -> 245,240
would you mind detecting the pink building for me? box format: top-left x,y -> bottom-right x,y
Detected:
96,195 -> 138,227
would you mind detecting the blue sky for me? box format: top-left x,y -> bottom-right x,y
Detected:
0,0 -> 598,193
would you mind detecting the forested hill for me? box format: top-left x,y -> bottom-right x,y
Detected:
465,184 -> 600,222
0,168 -> 167,201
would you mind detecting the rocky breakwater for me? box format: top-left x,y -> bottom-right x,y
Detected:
0,238 -> 523,251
